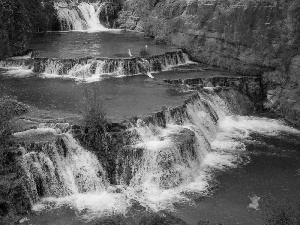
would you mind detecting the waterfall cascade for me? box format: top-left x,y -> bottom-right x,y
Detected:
115,90 -> 223,192
0,51 -> 189,81
54,1 -> 108,31
10,85 -> 300,220
15,130 -> 108,206
9,87 -> 252,216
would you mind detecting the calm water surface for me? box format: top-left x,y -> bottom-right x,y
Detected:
0,64 -> 237,122
28,31 -> 179,58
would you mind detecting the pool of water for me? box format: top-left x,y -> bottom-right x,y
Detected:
28,31 -> 180,59
175,130 -> 300,225
0,63 -> 237,122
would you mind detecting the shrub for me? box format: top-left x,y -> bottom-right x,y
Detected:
139,47 -> 151,58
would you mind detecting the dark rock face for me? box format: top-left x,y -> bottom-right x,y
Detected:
99,1 -> 123,28
118,0 -> 300,126
0,148 -> 32,223
263,54 -> 300,126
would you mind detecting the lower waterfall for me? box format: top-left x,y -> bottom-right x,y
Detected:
17,131 -> 108,204
15,89 -> 299,221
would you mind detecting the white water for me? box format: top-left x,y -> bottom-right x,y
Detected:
18,90 -> 299,221
0,67 -> 33,78
55,2 -> 108,31
18,131 -> 108,207
0,52 -> 191,82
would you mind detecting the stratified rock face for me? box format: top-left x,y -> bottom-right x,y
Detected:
118,0 -> 298,73
118,0 -> 300,126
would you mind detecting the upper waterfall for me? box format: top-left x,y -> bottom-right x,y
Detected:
55,2 -> 108,31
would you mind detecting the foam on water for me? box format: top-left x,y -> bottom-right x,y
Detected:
220,115 -> 300,136
13,128 -> 58,139
0,67 -> 34,78
212,115 -> 300,152
37,191 -> 129,221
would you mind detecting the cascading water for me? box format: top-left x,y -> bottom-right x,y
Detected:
16,129 -> 108,206
55,2 -> 108,31
0,51 -> 189,81
15,88 -> 300,221
35,51 -> 188,80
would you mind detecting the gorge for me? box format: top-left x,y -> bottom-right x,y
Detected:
0,0 -> 300,225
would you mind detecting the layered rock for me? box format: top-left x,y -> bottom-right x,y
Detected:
263,55 -> 300,126
163,76 -> 265,110
117,0 -> 300,126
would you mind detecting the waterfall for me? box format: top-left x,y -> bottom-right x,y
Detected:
0,59 -> 34,77
55,2 -> 108,31
114,89 -> 236,210
15,87 -> 300,219
0,51 -> 190,80
16,130 -> 108,206
33,51 -> 189,81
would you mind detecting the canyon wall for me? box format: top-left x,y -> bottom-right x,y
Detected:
117,0 -> 300,126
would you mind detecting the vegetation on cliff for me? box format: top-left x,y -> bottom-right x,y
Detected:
0,0 -> 57,59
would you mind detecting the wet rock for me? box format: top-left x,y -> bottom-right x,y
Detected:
289,55 -> 300,86
0,201 -> 10,217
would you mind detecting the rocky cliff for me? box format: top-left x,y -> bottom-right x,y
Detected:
117,0 -> 300,126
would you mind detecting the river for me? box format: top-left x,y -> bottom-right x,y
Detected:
0,17 -> 299,225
